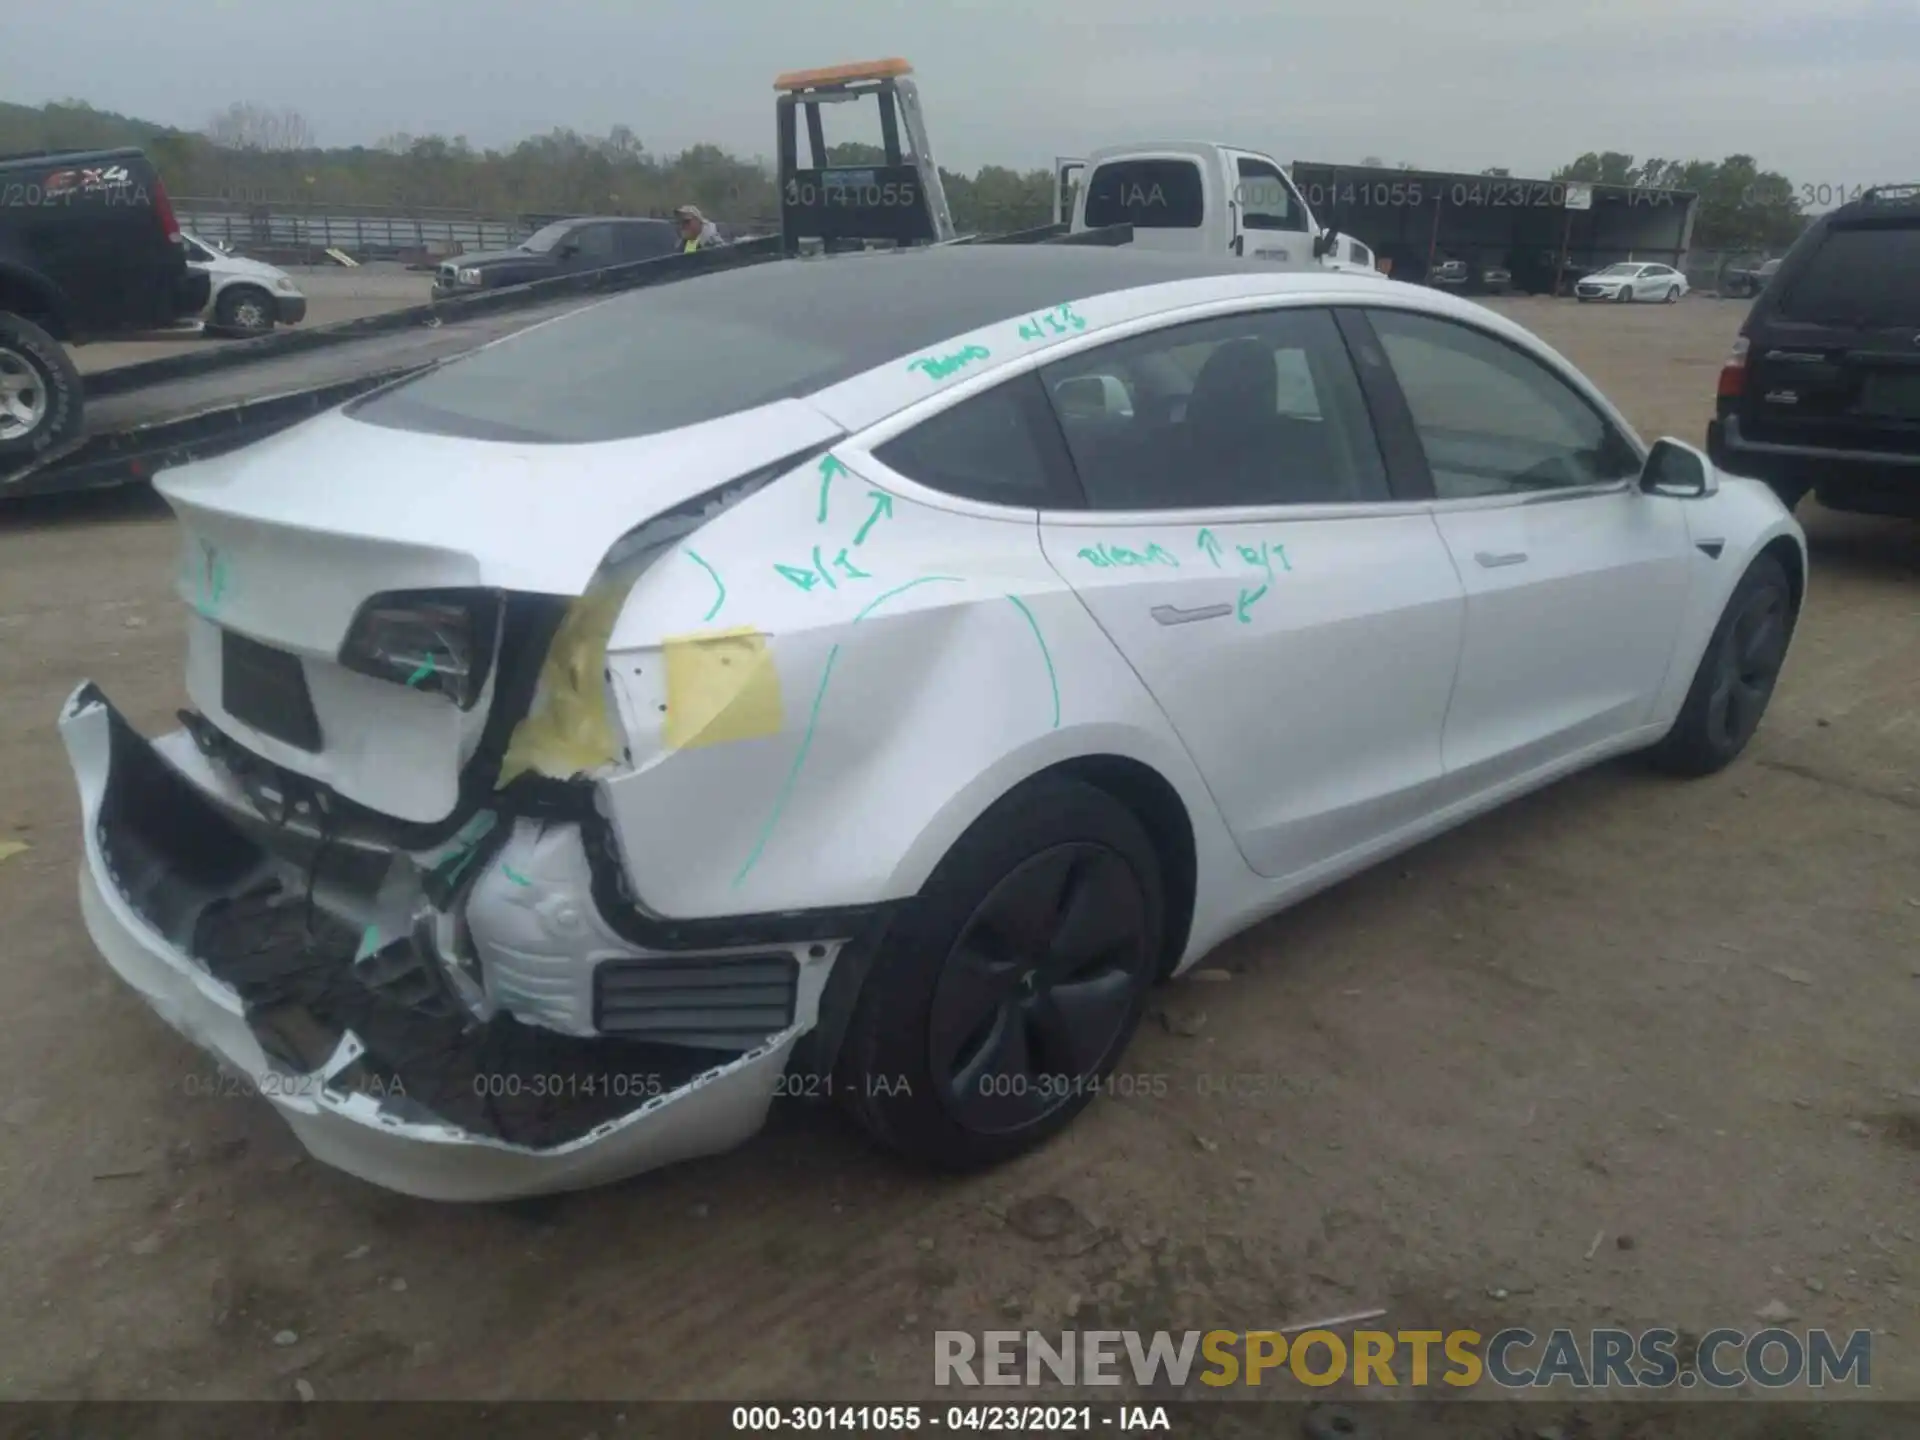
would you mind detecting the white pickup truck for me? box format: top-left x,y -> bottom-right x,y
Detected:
1054,141 -> 1382,276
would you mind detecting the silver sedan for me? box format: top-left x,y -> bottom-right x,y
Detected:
1575,262 -> 1690,303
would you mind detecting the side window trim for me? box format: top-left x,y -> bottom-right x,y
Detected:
1330,307 -> 1435,502
1345,303 -> 1644,502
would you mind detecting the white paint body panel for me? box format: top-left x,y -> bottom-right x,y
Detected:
1040,507 -> 1464,881
1429,487 -> 1694,787
596,454 -> 1251,928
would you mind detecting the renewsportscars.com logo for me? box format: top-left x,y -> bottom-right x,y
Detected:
935,1327 -> 1873,1390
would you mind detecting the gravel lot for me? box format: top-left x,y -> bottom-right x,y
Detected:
1,293 -> 1915,1407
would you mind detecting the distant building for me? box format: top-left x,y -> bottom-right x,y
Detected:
1288,161 -> 1697,293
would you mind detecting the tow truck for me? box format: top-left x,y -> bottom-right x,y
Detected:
1,58 -> 1359,501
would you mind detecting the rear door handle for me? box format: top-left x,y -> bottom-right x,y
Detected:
1151,603 -> 1233,626
1475,551 -> 1528,569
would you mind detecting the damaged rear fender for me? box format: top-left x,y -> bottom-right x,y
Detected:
572,461 -> 1230,926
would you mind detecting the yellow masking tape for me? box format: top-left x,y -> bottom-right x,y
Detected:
496,583 -> 630,787
661,627 -> 784,750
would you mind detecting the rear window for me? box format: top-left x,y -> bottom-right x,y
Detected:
1083,160 -> 1204,230
1775,225 -> 1920,327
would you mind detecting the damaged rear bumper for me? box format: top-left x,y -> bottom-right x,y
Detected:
57,681 -> 822,1202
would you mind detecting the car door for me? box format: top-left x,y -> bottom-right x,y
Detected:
1228,152 -> 1312,265
1353,305 -> 1694,791
561,221 -> 619,272
1035,304 -> 1466,881
614,221 -> 677,263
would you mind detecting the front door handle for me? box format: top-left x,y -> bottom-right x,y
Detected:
1152,602 -> 1234,626
1474,551 -> 1528,569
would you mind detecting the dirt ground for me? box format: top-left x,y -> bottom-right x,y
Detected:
0,293 -> 1915,1408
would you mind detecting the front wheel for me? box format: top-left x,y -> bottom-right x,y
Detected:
0,312 -> 83,462
1649,553 -> 1796,777
837,777 -> 1165,1171
1616,286 -> 1633,303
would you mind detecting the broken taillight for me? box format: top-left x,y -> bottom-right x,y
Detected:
339,589 -> 503,709
1717,335 -> 1749,399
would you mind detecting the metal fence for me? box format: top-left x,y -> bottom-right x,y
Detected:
1681,248 -> 1781,294
174,200 -> 531,260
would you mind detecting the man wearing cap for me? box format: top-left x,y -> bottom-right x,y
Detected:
675,205 -> 724,253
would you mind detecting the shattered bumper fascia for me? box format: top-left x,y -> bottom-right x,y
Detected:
57,681 -> 816,1203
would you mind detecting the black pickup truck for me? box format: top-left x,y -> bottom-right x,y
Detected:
0,147 -> 210,466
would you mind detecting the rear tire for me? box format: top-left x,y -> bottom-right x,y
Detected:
214,285 -> 276,336
1648,553 -> 1795,777
837,777 -> 1164,1171
0,312 -> 83,462
1665,285 -> 1681,303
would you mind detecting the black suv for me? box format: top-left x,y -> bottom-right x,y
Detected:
1708,185 -> 1920,518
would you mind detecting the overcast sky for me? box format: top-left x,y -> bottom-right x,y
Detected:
5,0 -> 1915,184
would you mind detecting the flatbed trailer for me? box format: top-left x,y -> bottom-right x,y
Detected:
1,238 -> 785,499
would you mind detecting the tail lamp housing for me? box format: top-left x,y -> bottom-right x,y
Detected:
1717,335 -> 1749,399
339,589 -> 503,709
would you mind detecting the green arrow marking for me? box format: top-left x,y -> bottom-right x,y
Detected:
1197,529 -> 1223,567
1236,584 -> 1269,623
816,454 -> 849,523
853,490 -> 895,546
405,655 -> 437,687
685,549 -> 726,621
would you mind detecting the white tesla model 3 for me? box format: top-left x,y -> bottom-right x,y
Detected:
60,247 -> 1806,1200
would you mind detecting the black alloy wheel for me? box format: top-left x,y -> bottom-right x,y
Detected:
836,776 -> 1165,1170
929,842 -> 1150,1136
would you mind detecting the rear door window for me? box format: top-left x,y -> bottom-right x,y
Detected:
1083,159 -> 1205,230
1775,226 -> 1920,327
1039,306 -> 1390,509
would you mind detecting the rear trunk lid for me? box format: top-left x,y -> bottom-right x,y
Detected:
1743,219 -> 1920,452
158,400 -> 840,822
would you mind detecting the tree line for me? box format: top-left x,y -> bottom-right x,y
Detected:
0,98 -> 1809,251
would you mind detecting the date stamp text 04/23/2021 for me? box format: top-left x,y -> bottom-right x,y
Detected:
730,1404 -> 1172,1433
